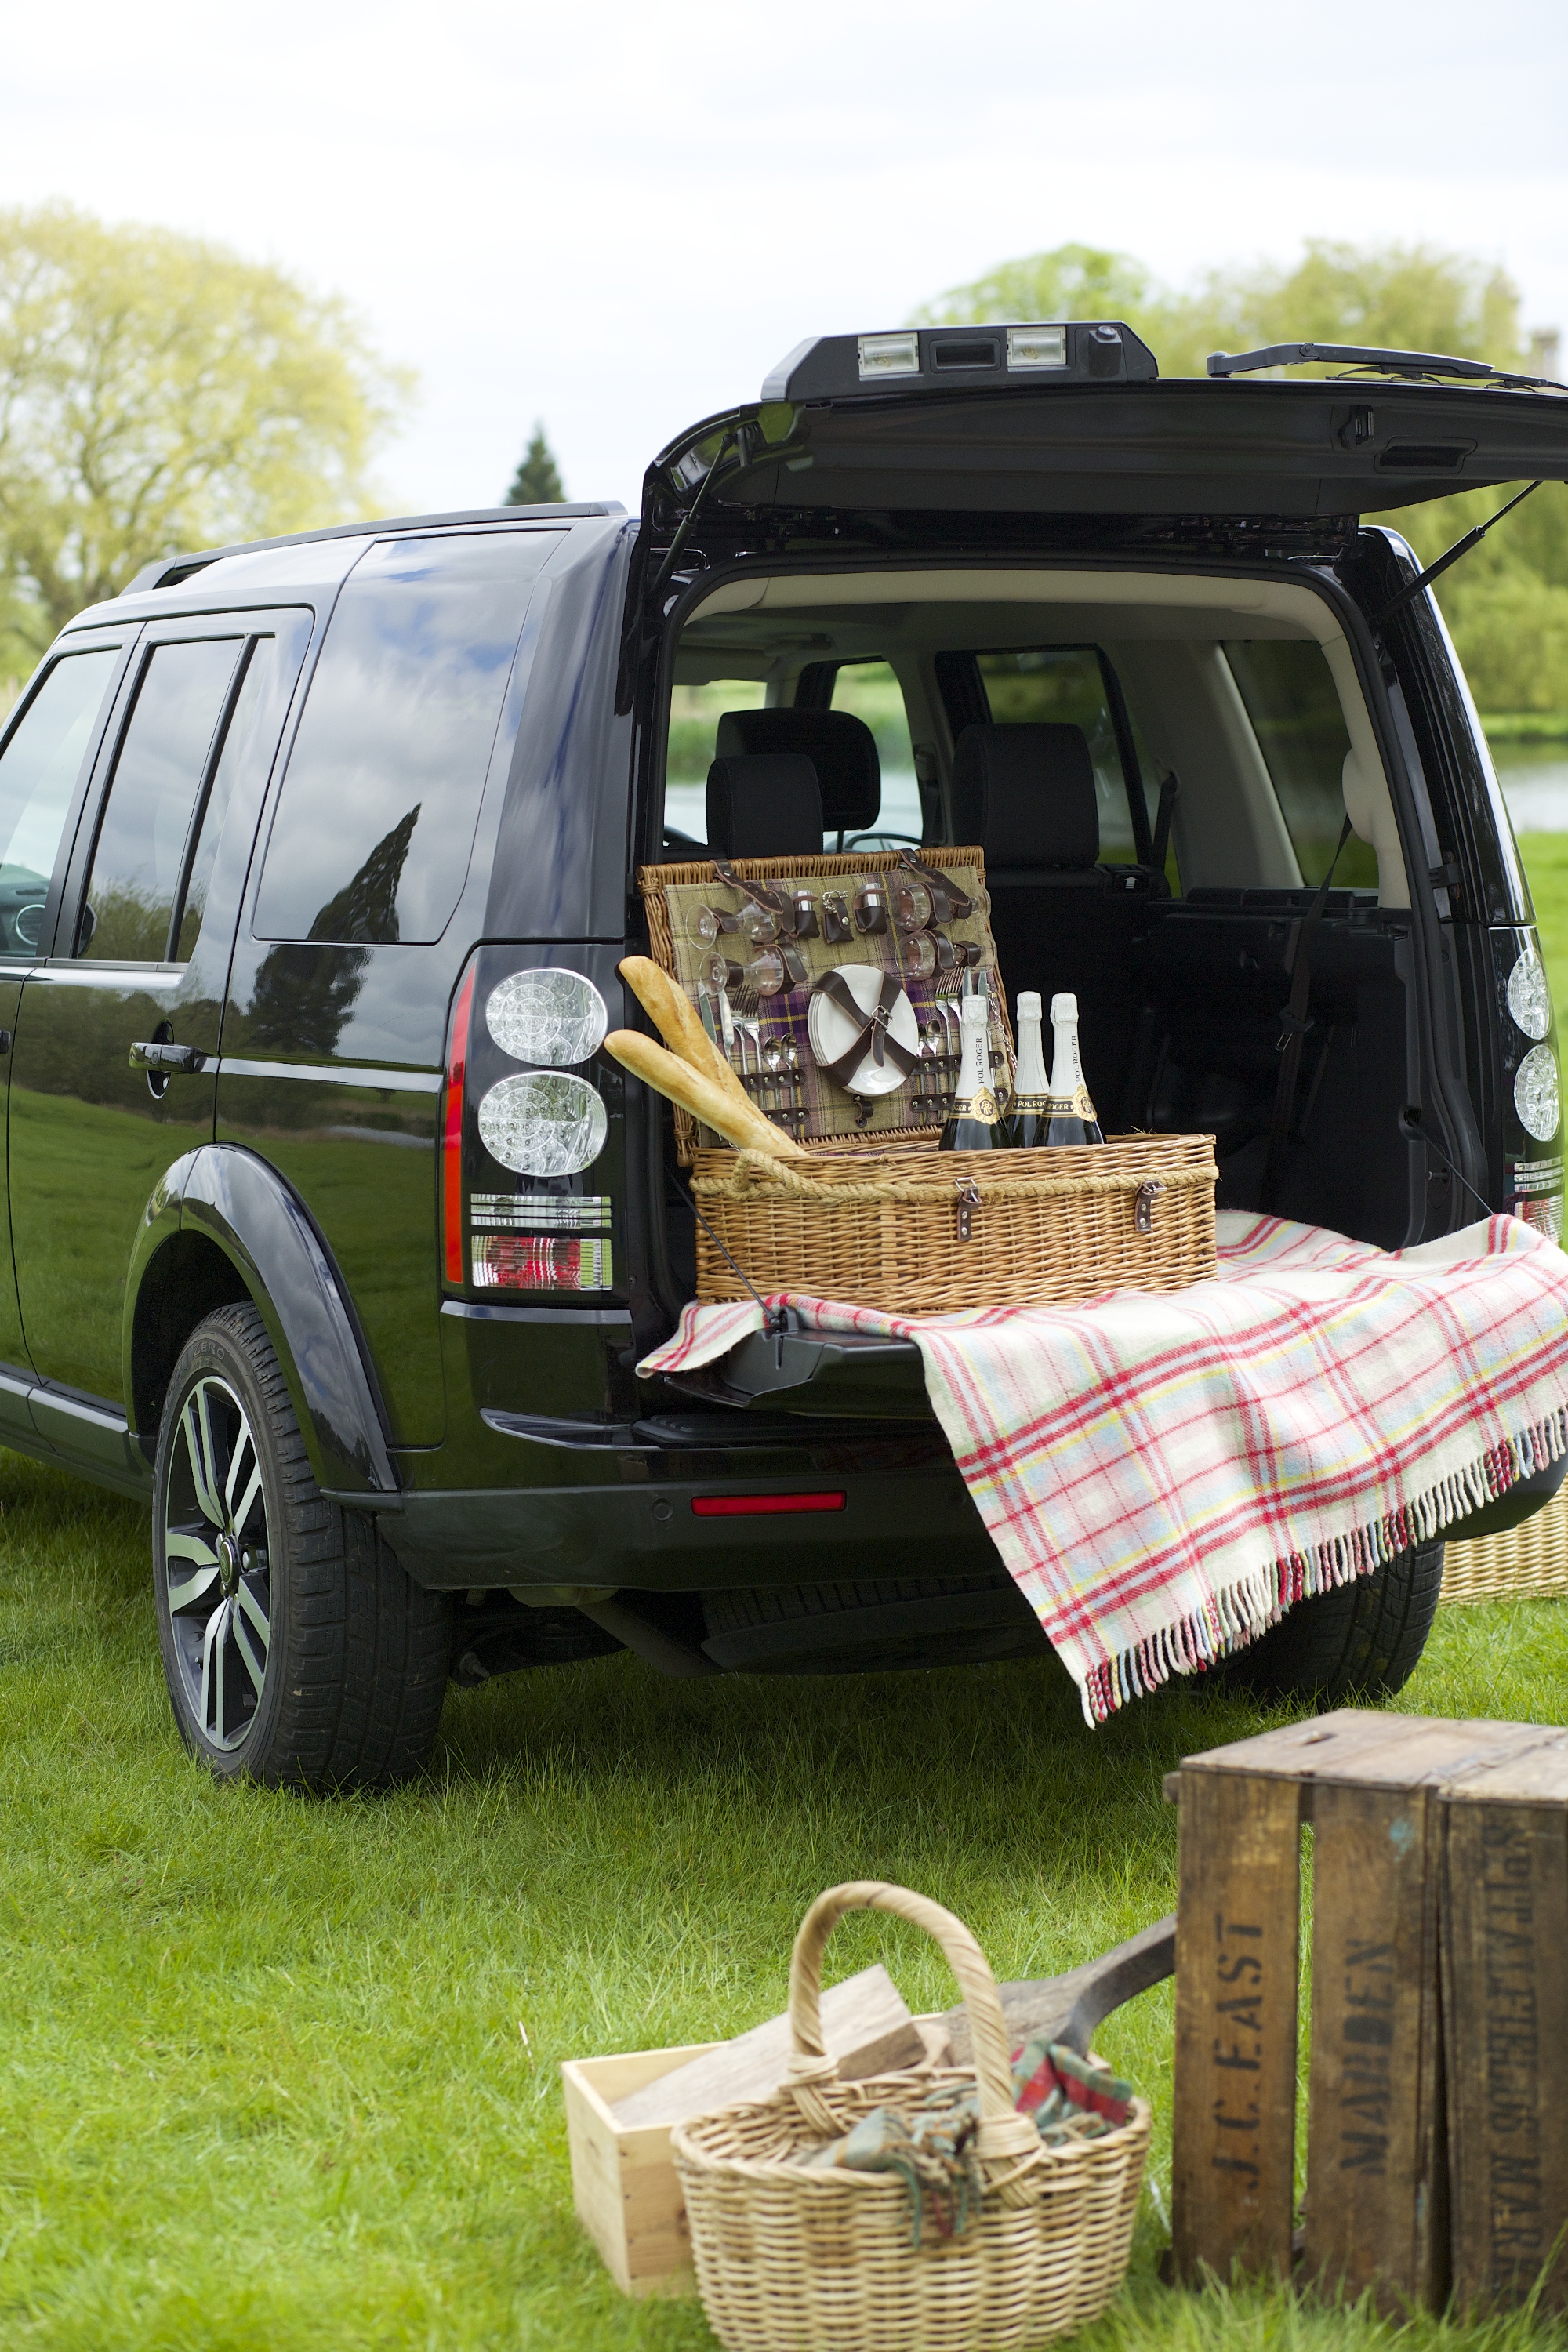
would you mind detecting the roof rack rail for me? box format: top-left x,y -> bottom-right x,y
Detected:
1207,342 -> 1565,392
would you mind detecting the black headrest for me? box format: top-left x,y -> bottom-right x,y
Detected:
951,724 -> 1098,869
715,708 -> 880,834
706,753 -> 825,858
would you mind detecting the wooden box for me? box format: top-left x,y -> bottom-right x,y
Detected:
1167,1710 -> 1568,2315
561,2042 -> 722,2297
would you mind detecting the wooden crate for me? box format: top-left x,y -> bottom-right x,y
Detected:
1167,1711 -> 1568,2314
561,2042 -> 721,2297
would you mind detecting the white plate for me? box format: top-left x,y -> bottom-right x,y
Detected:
807,965 -> 920,1098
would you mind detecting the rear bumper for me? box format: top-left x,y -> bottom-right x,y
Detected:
381,1462 -> 996,1591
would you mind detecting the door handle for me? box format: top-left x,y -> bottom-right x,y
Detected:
129,1040 -> 206,1073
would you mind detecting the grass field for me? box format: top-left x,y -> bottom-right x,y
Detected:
5,840 -> 1568,2350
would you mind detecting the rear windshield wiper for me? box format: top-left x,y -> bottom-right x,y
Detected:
1207,341 -> 1566,392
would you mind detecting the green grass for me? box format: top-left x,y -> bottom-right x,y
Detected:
5,1446 -> 1568,2350
5,834 -> 1568,2348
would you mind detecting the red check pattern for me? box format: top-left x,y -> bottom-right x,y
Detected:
641,1213 -> 1568,1721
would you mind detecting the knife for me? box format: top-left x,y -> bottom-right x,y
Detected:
697,980 -> 720,1047
717,982 -> 736,1066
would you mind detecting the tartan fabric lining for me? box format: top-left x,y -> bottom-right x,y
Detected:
640,1212 -> 1568,1722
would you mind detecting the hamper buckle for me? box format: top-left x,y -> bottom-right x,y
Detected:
1134,1181 -> 1164,1236
954,1178 -> 982,1243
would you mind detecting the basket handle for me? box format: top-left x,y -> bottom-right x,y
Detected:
786,1881 -> 1040,2161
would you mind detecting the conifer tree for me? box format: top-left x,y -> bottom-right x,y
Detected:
504,424 -> 564,506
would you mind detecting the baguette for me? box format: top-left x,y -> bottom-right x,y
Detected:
605,1031 -> 809,1159
618,955 -> 750,1113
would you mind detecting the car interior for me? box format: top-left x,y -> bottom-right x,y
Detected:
658,567 -> 1418,1247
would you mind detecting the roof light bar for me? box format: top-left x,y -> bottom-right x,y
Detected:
763,321 -> 1156,404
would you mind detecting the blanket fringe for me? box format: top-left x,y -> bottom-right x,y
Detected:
1080,1405 -> 1568,1724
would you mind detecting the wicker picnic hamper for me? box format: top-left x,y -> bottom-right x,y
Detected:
1443,1485 -> 1568,1603
671,1882 -> 1150,2352
690,1134 -> 1218,1315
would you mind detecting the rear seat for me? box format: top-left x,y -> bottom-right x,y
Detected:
950,722 -> 1160,1120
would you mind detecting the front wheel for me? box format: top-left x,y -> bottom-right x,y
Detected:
153,1302 -> 452,1790
1219,1541 -> 1444,1705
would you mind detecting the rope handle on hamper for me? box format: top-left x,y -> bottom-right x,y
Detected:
786,1882 -> 1041,2166
697,1149 -> 1218,1207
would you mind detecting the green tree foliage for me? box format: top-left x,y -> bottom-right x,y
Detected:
0,203 -> 411,661
503,423 -> 565,506
916,238 -> 1568,714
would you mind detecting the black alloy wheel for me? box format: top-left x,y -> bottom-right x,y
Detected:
154,1302 -> 452,1790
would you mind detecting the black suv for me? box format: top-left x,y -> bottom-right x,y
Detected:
3,321 -> 1566,1788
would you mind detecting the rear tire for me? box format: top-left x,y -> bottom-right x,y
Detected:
153,1301 -> 452,1791
1221,1541 -> 1444,1704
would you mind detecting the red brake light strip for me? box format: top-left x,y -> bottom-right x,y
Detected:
442,960 -> 477,1287
690,1492 -> 846,1517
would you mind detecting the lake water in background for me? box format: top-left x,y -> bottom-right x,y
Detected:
1491,740 -> 1568,835
668,748 -> 1568,852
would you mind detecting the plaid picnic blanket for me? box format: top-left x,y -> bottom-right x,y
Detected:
639,1212 -> 1568,1722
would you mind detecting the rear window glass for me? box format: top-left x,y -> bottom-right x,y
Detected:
1224,641 -> 1376,888
0,649 -> 119,949
254,531 -> 558,945
829,662 -> 917,844
975,648 -> 1141,859
666,678 -> 765,841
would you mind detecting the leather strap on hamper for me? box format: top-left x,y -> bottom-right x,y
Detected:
811,968 -> 921,1089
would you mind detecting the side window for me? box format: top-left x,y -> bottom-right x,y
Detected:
1223,641 -> 1377,890
974,648 -> 1142,860
829,662 -> 917,842
0,648 -> 120,955
665,676 -> 766,841
173,637 -> 281,963
253,531 -> 558,946
80,638 -> 242,960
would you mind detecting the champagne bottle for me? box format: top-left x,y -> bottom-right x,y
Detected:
1004,989 -> 1050,1149
1044,992 -> 1104,1147
938,991 -> 1004,1152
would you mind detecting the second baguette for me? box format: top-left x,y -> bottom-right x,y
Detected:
605,1031 -> 808,1159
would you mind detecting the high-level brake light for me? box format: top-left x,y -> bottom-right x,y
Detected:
857,332 -> 920,381
1007,325 -> 1067,371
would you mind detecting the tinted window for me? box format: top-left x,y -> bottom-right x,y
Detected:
254,531 -> 557,945
1224,641 -> 1376,890
82,638 -> 241,960
173,637 -> 280,963
0,648 -> 118,955
975,648 -> 1140,859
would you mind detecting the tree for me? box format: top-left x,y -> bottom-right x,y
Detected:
504,423 -> 565,506
913,238 -> 1567,714
0,203 -> 411,658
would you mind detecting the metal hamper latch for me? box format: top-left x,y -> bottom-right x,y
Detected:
954,1178 -> 982,1243
1134,1180 -> 1164,1236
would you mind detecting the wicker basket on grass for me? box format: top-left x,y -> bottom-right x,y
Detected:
690,1134 -> 1218,1316
1443,1486 -> 1568,1603
672,1882 -> 1150,2352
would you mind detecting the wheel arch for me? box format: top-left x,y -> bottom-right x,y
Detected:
125,1144 -> 399,1502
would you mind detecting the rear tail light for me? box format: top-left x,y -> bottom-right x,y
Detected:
441,951 -> 616,1297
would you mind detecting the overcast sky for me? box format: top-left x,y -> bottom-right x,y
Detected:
4,0 -> 1566,518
